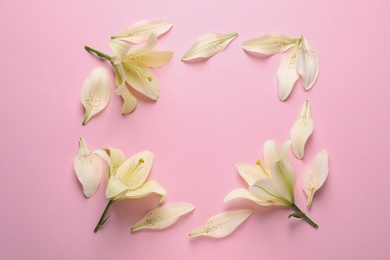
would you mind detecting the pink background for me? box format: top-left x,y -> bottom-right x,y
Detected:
1,0 -> 389,259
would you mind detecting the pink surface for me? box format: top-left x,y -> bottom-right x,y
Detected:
1,0 -> 389,259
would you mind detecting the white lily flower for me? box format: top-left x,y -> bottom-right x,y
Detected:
85,33 -> 173,114
111,20 -> 174,44
290,100 -> 314,159
131,203 -> 195,231
189,210 -> 253,238
224,140 -> 293,206
80,67 -> 111,125
181,32 -> 238,61
225,140 -> 318,228
73,138 -> 102,197
242,33 -> 297,55
297,35 -> 320,90
93,149 -> 167,232
302,149 -> 329,209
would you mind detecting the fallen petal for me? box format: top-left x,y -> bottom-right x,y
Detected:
189,210 -> 252,238
277,46 -> 299,101
80,67 -> 111,125
243,33 -> 297,55
73,138 -> 102,197
302,149 -> 329,209
182,32 -> 238,61
131,203 -> 195,231
112,20 -> 174,44
296,35 -> 320,90
290,100 -> 314,159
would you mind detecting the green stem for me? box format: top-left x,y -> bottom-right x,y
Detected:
84,46 -> 111,61
291,204 -> 319,229
94,200 -> 114,233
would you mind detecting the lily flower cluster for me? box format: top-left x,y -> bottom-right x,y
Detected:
243,33 -> 320,101
189,100 -> 329,238
80,20 -> 174,125
74,138 -> 194,232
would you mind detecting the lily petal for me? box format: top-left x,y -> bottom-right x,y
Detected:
263,140 -> 280,169
224,188 -> 274,206
124,50 -> 173,68
106,175 -> 129,200
243,33 -> 297,55
268,160 -> 296,203
131,203 -> 195,231
73,138 -> 102,197
291,100 -> 314,159
115,151 -> 154,190
95,148 -> 126,180
109,39 -> 131,60
189,210 -> 253,238
182,32 -> 238,61
277,45 -> 299,101
112,20 -> 174,44
122,61 -> 160,100
296,35 -> 320,90
250,178 -> 291,206
125,180 -> 167,203
112,64 -> 138,114
302,149 -> 329,209
129,33 -> 158,56
236,163 -> 268,185
80,67 -> 111,125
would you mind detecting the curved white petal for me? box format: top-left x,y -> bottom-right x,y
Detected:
263,140 -> 280,169
115,151 -> 154,190
124,50 -> 173,68
125,180 -> 167,203
302,149 -> 329,209
236,163 -> 268,185
291,100 -> 314,159
95,148 -> 126,180
106,175 -> 129,200
268,160 -> 296,203
112,20 -> 173,44
250,178 -> 291,206
243,33 -> 297,55
224,188 -> 273,206
109,39 -> 131,59
189,210 -> 253,238
119,84 -> 137,114
80,67 -> 111,125
73,138 -> 102,197
277,46 -> 299,101
280,140 -> 292,164
131,203 -> 195,231
182,32 -> 238,61
123,61 -> 160,100
297,35 -> 320,90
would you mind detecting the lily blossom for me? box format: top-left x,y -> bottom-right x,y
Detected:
225,140 -> 318,228
290,100 -> 314,159
131,203 -> 195,231
73,138 -> 102,197
182,32 -> 238,61
85,33 -> 173,114
111,20 -> 174,44
80,67 -> 111,125
93,149 -> 167,232
302,149 -> 329,209
189,210 -> 253,238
